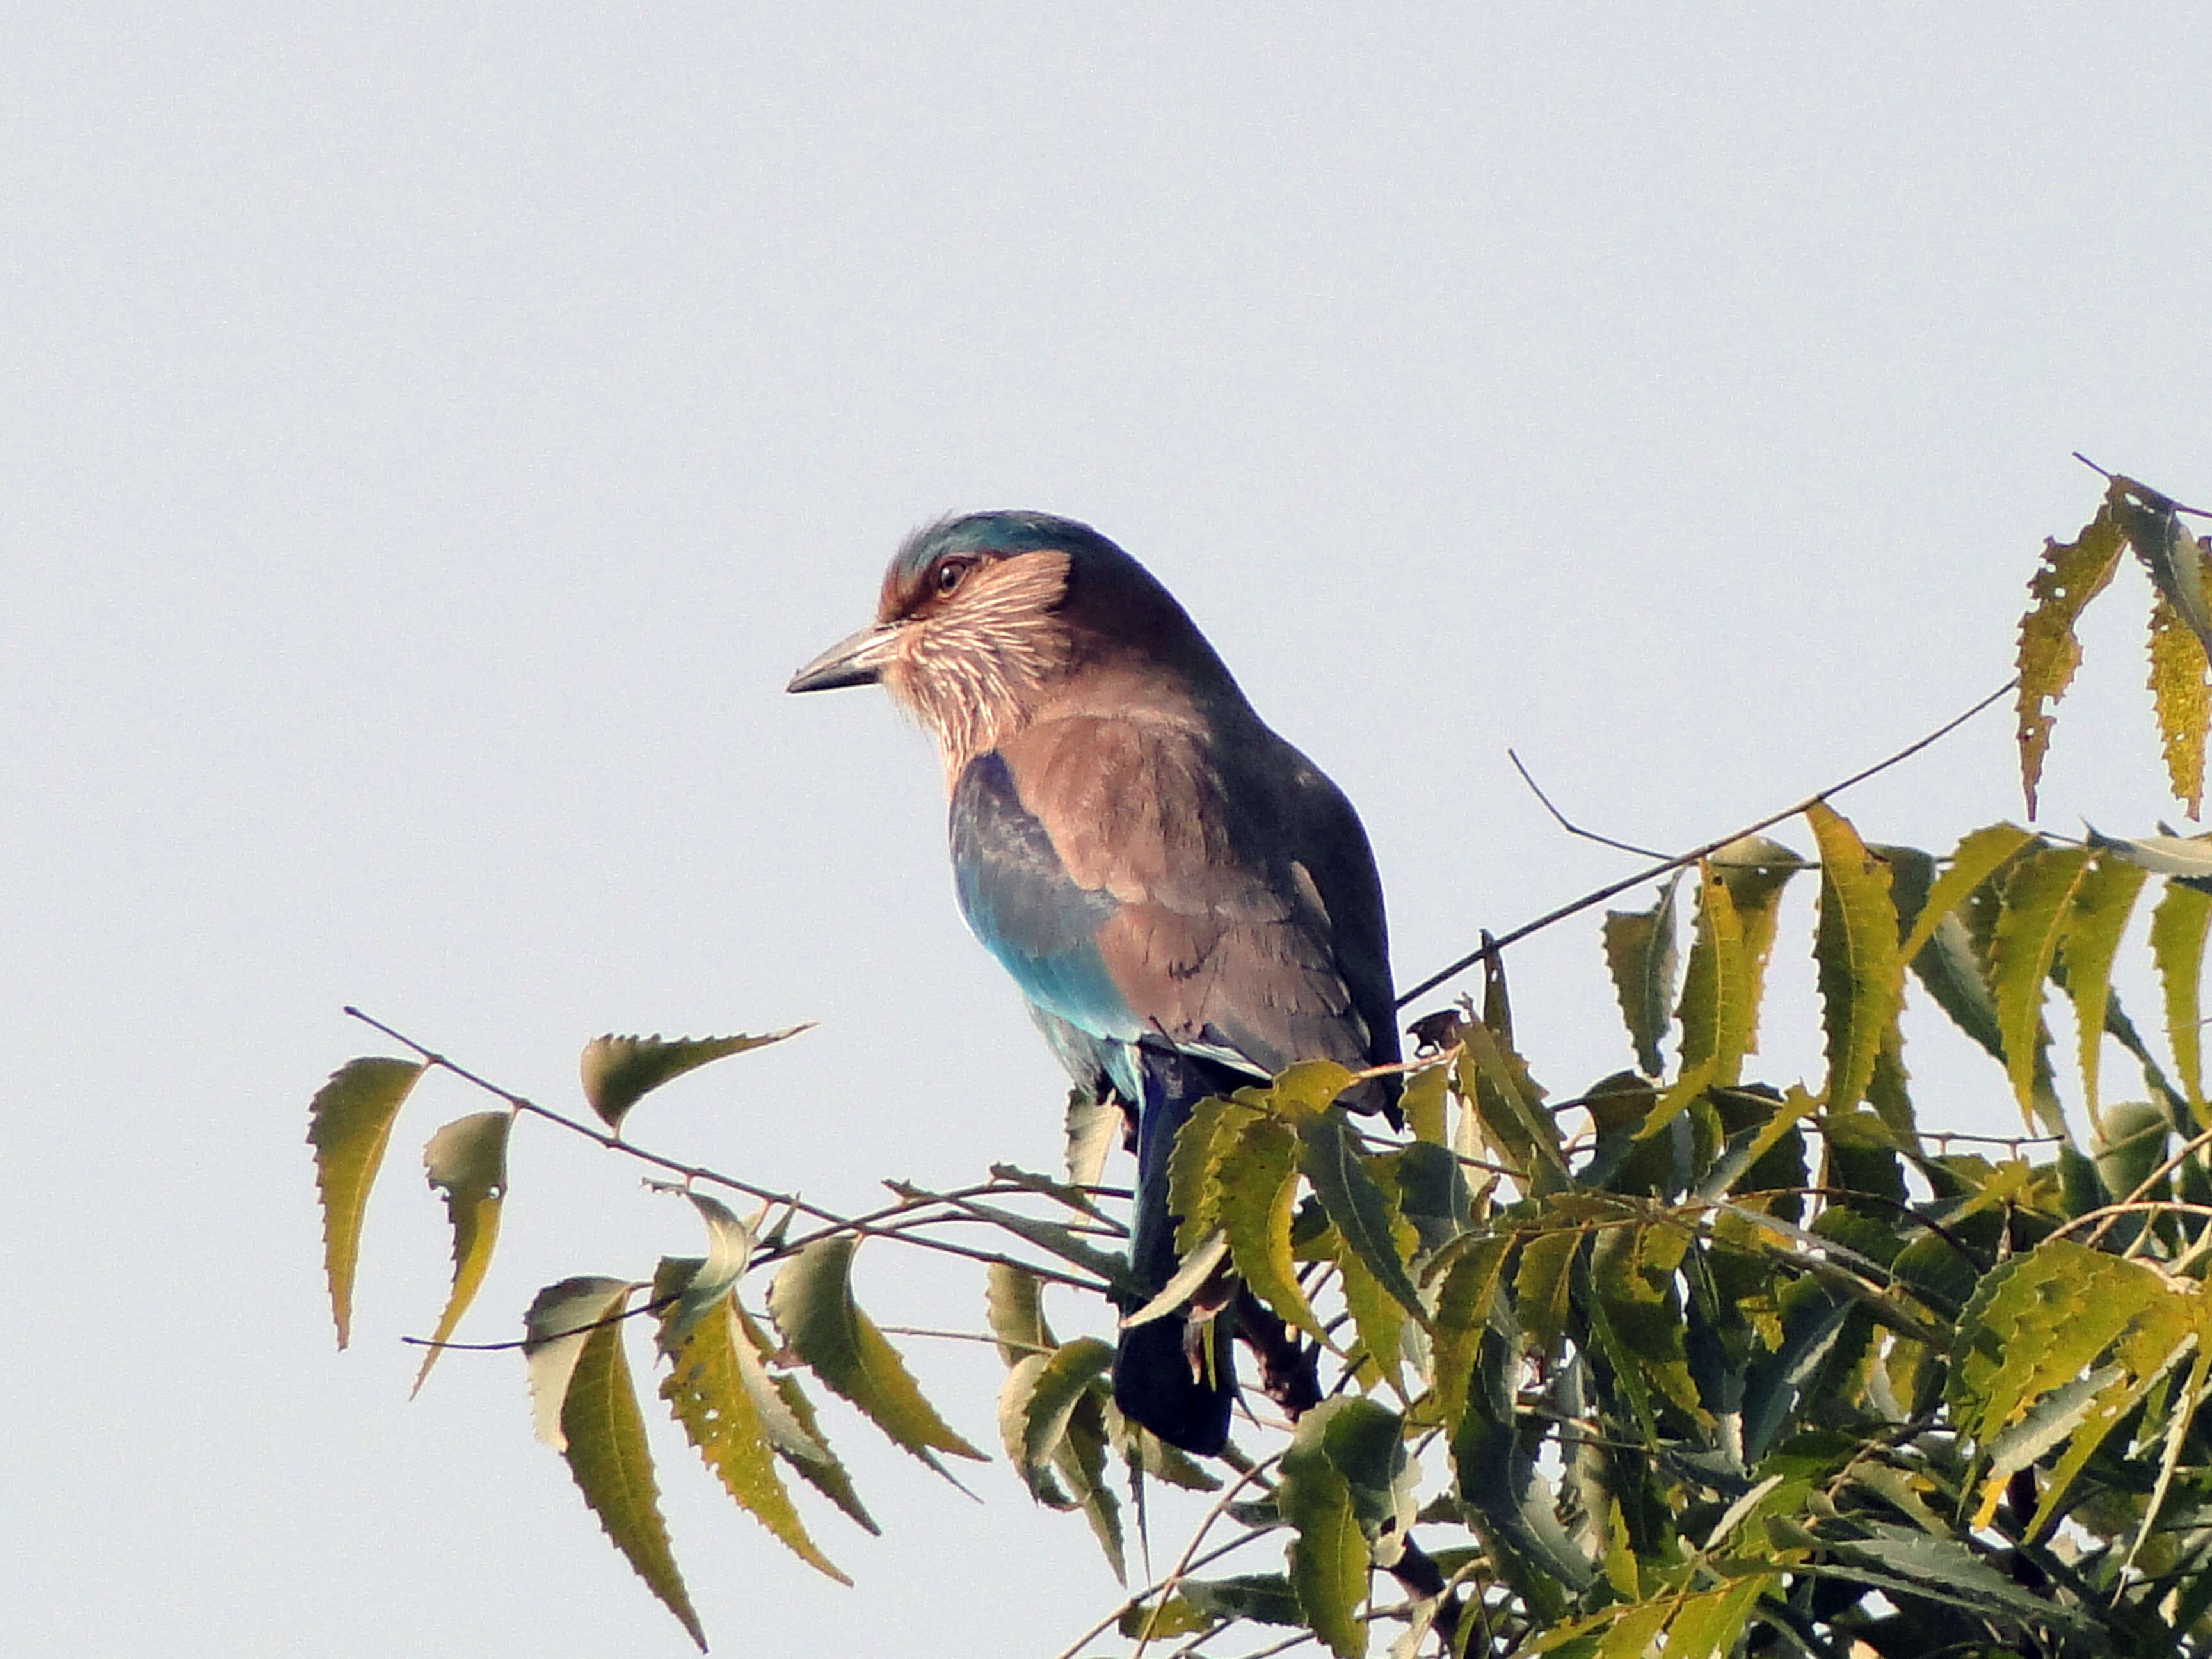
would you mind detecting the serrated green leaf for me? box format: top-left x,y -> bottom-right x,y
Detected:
1213,1114 -> 1321,1340
1300,1112 -> 1426,1322
1677,861 -> 1752,1087
1399,1059 -> 1449,1146
411,1110 -> 510,1396
1835,1522 -> 2092,1633
1658,1576 -> 1769,1659
1330,1217 -> 1415,1399
1603,876 -> 1681,1075
1806,803 -> 1903,1115
1456,1016 -> 1567,1183
1053,1388 -> 1124,1580
1989,844 -> 2092,1130
2151,589 -> 2212,819
1896,823 -> 2035,965
1279,1400 -> 1376,1658
1427,1231 -> 1511,1430
1592,1223 -> 1706,1425
1514,1230 -> 1579,1367
2017,499 -> 2126,817
2058,851 -> 2149,1134
650,1260 -> 849,1585
1709,837 -> 1804,1057
307,1056 -> 428,1349
524,1276 -> 637,1450
733,1304 -> 876,1532
766,1238 -> 986,1477
1168,1094 -> 1248,1253
1125,1575 -> 1305,1637
998,1336 -> 1113,1505
553,1286 -> 705,1651
2152,878 -> 2212,1118
650,1186 -> 756,1354
579,1026 -> 811,1134
984,1262 -> 1054,1366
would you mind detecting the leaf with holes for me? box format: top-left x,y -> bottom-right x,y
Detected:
2017,499 -> 2126,817
650,1258 -> 849,1584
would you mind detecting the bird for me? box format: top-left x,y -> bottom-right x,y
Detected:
788,511 -> 1399,1454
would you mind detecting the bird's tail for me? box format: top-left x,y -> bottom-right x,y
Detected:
1112,1052 -> 1237,1456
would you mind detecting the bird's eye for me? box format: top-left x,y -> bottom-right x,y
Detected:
936,559 -> 972,595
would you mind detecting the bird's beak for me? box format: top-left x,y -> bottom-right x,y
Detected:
786,621 -> 901,693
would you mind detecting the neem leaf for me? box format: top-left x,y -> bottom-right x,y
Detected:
1054,1388 -> 1125,1581
1300,1112 -> 1426,1322
765,1238 -> 986,1477
2057,851 -> 2149,1131
2017,498 -> 2127,818
1602,876 -> 1681,1076
1708,835 -> 1806,1058
1989,844 -> 2092,1130
411,1110 -> 511,1396
733,1304 -> 875,1530
1278,1399 -> 1380,1658
524,1276 -> 637,1450
984,1261 -> 1054,1365
1805,803 -> 1904,1114
1121,1231 -> 1230,1329
650,1259 -> 849,1585
2093,828 -> 2212,879
1677,861 -> 1752,1087
2149,589 -> 2212,817
1896,824 -> 2036,966
650,1186 -> 757,1354
550,1284 -> 705,1651
997,1336 -> 1113,1503
1214,1114 -> 1322,1341
307,1056 -> 428,1349
2151,878 -> 2212,1116
579,1025 -> 812,1134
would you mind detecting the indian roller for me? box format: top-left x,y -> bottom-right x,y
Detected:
788,511 -> 1400,1454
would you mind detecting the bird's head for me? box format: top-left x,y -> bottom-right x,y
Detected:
788,511 -> 1223,771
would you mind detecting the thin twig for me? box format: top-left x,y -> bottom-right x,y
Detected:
1050,1524 -> 1278,1659
1395,677 -> 2018,1009
2081,1125 -> 2212,1249
1507,748 -> 1669,858
342,1006 -> 1110,1293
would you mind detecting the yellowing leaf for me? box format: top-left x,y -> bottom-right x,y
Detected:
2149,589 -> 2212,817
555,1286 -> 705,1651
1398,1060 -> 1449,1146
1989,844 -> 2092,1130
2057,852 -> 2149,1134
1425,1231 -> 1511,1430
766,1238 -> 986,1477
1214,1114 -> 1321,1340
1897,824 -> 2036,966
1602,877 -> 1681,1076
524,1276 -> 637,1450
306,1056 -> 428,1349
2017,501 -> 2126,817
2151,879 -> 2212,1119
411,1110 -> 511,1397
650,1260 -> 849,1584
1677,862 -> 1752,1087
733,1304 -> 876,1532
1805,803 -> 1904,1114
579,1026 -> 812,1134
1708,835 -> 1804,1058
984,1262 -> 1054,1365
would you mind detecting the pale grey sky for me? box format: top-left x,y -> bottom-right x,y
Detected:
4,6 -> 2209,1655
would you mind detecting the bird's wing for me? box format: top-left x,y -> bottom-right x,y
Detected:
953,718 -> 1384,1082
